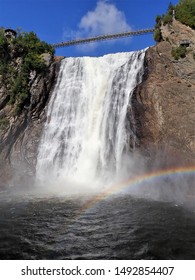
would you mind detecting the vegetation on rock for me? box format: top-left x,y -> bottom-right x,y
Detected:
154,0 -> 195,42
0,116 -> 9,131
171,45 -> 187,60
153,3 -> 174,42
0,28 -> 54,114
175,0 -> 195,29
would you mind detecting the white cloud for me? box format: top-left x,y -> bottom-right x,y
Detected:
64,0 -> 132,52
79,0 -> 131,36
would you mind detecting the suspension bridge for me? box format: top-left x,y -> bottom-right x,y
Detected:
52,28 -> 155,48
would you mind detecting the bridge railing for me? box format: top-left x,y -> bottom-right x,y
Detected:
52,28 -> 155,48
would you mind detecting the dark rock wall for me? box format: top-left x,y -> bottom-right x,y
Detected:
0,57 -> 60,185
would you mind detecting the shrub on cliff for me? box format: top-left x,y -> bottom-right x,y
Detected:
0,29 -> 9,76
0,29 -> 8,55
12,31 -> 54,57
0,116 -> 9,131
153,28 -> 162,42
171,45 -> 187,60
0,28 -> 55,114
153,3 -> 174,42
175,0 -> 195,29
154,0 -> 195,42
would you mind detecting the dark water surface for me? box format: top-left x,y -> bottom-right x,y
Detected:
0,194 -> 194,260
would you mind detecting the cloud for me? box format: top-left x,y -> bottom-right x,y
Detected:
64,0 -> 132,52
79,0 -> 131,36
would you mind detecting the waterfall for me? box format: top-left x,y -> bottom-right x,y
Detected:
35,50 -> 146,189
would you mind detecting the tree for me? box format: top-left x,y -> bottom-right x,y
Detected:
154,29 -> 162,42
175,0 -> 195,29
168,2 -> 174,13
153,0 -> 195,43
0,28 -> 55,114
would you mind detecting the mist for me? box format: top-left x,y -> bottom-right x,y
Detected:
1,149 -> 194,214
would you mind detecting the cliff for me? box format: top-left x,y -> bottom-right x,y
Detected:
0,20 -> 194,186
132,20 -> 195,166
0,52 -> 58,186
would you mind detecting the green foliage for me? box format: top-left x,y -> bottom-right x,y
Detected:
153,28 -> 162,42
163,13 -> 173,25
154,0 -> 195,43
171,45 -> 187,59
175,0 -> 195,29
153,3 -> 174,42
0,61 -> 8,76
24,53 -> 47,73
155,15 -> 162,29
162,2 -> 174,25
0,29 -> 8,54
0,29 -> 9,77
12,31 -> 54,57
10,73 -> 28,104
0,28 -> 55,115
0,116 -> 9,131
154,15 -> 163,42
168,2 -> 175,12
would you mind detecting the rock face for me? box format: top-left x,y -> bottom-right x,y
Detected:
132,20 -> 195,165
0,54 -> 60,185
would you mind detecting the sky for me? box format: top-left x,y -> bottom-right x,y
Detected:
0,0 -> 179,57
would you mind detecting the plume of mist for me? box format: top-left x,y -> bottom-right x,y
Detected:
119,150 -> 195,211
4,148 -> 194,213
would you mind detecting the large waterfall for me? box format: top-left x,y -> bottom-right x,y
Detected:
35,50 -> 146,190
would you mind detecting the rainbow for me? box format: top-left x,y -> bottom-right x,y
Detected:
80,166 -> 195,213
62,166 -> 195,231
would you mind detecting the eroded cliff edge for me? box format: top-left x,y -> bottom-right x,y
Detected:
132,20 -> 195,166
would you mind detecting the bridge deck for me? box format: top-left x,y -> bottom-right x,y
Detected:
52,28 -> 155,48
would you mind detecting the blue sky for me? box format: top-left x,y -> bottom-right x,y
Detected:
0,0 -> 179,57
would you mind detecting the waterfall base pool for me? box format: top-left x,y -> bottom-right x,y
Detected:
0,194 -> 194,260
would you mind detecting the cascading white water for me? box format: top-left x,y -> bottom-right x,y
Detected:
35,50 -> 146,189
